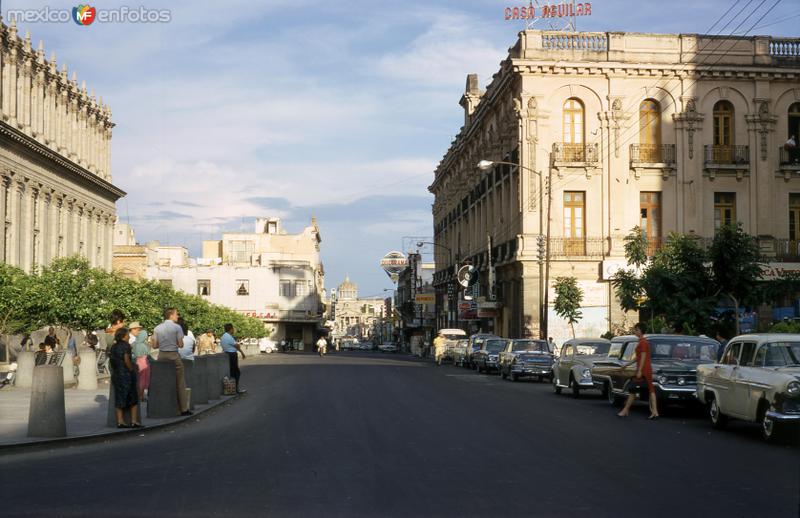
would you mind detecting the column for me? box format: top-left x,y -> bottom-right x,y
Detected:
20,59 -> 31,131
64,200 -> 74,255
105,215 -> 113,270
7,46 -> 18,125
85,208 -> 95,266
42,191 -> 53,265
8,179 -> 23,268
0,175 -> 7,262
32,187 -> 42,270
56,196 -> 65,258
20,183 -> 34,272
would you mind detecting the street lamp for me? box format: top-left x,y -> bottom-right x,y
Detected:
476,157 -> 553,340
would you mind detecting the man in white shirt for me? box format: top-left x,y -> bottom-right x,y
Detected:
316,336 -> 327,357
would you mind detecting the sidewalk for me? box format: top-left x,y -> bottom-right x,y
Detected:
0,380 -> 234,449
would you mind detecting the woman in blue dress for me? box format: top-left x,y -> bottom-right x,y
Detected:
110,327 -> 142,428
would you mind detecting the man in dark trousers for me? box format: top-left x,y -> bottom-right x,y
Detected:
220,323 -> 247,394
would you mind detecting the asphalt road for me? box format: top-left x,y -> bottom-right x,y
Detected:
2,351 -> 799,518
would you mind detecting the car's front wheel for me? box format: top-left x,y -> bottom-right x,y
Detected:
709,397 -> 728,430
570,376 -> 580,398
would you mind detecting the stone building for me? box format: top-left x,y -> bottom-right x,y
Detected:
331,277 -> 387,340
0,21 -> 123,272
429,30 -> 800,342
144,217 -> 325,345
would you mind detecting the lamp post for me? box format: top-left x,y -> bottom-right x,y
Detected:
417,240 -> 455,328
476,158 -> 553,340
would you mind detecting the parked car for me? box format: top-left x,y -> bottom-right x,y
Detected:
378,343 -> 398,353
696,334 -> 800,442
473,338 -> 509,373
499,339 -> 554,382
454,334 -> 501,369
552,338 -> 611,397
436,328 -> 467,365
592,334 -> 719,407
450,339 -> 469,366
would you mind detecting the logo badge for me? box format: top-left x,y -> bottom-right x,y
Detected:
73,4 -> 97,25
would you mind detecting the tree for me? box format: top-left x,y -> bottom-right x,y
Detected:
708,224 -> 763,335
553,276 -> 583,338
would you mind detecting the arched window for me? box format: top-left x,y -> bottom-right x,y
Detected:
639,99 -> 661,161
562,98 -> 584,160
563,98 -> 584,144
713,100 -> 734,163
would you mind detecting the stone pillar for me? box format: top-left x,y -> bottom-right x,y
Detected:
27,365 -> 66,438
8,179 -> 23,268
147,360 -> 179,418
77,350 -> 98,390
193,355 -> 209,404
85,208 -> 95,266
206,354 -> 221,400
15,351 -> 36,389
0,175 -> 7,260
20,181 -> 34,272
62,353 -> 76,386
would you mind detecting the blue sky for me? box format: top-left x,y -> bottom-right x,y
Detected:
4,0 -> 798,294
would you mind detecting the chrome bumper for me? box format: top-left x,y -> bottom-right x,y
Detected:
766,410 -> 800,421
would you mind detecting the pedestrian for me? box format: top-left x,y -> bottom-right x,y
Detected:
316,336 -> 327,357
153,308 -> 191,416
102,309 -> 126,353
197,329 -> 216,355
433,331 -> 446,364
617,322 -> 659,420
715,330 -> 729,362
109,327 -> 142,428
220,323 -> 246,394
86,333 -> 99,352
46,327 -> 61,350
178,318 -> 196,361
129,322 -> 150,402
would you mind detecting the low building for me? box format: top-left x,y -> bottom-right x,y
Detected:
0,21 -> 124,273
122,217 -> 325,345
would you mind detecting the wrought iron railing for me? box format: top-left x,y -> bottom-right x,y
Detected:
548,237 -> 606,258
630,144 -> 676,164
704,145 -> 749,165
552,143 -> 599,163
775,239 -> 800,261
779,146 -> 800,166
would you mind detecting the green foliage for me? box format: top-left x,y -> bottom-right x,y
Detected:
623,227 -> 649,268
610,269 -> 642,313
769,320 -> 800,334
553,276 -> 583,338
0,257 -> 267,338
708,224 -> 763,310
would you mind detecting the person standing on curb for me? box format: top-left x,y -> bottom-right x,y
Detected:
220,323 -> 246,394
153,308 -> 192,416
110,327 -> 142,428
129,322 -> 150,402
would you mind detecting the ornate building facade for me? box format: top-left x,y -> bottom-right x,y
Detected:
429,30 -> 800,342
331,277 -> 388,340
0,21 -> 122,272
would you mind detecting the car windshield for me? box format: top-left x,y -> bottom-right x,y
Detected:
444,334 -> 464,340
575,343 -> 610,355
512,340 -> 550,352
762,342 -> 800,367
485,340 -> 506,353
650,339 -> 718,361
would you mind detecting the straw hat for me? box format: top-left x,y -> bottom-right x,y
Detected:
128,322 -> 143,330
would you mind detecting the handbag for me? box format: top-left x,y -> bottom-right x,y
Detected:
627,377 -> 648,395
222,376 -> 237,396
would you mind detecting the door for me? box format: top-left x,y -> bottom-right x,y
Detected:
640,192 -> 661,255
730,341 -> 758,419
564,192 -> 586,255
557,344 -> 573,384
713,341 -> 741,415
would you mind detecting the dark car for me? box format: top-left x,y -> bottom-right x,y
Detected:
499,339 -> 554,382
473,338 -> 509,373
591,334 -> 720,406
456,334 -> 501,369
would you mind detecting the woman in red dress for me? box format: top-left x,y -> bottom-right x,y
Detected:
617,322 -> 660,419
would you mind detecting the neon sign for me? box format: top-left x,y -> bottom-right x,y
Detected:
504,2 -> 592,20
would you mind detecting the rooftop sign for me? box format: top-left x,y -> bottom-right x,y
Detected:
504,2 -> 592,21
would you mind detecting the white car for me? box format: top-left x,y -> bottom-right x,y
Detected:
378,343 -> 398,353
696,334 -> 800,442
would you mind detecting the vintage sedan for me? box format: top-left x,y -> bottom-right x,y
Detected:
450,339 -> 469,366
453,334 -> 501,369
473,338 -> 509,373
499,339 -> 554,382
435,328 -> 468,365
696,334 -> 800,442
592,334 -> 719,406
552,338 -> 611,397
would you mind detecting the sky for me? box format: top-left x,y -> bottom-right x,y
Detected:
3,0 -> 798,295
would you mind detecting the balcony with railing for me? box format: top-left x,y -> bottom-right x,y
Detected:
704,145 -> 749,165
548,237 -> 606,258
551,143 -> 599,164
630,144 -> 676,164
775,239 -> 800,262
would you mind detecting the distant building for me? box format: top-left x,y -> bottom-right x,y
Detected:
118,217 -> 325,344
0,21 -> 124,272
332,277 -> 387,340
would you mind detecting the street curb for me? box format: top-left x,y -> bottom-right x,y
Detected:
0,393 -> 239,453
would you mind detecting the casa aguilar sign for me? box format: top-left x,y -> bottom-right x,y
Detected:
504,2 -> 592,20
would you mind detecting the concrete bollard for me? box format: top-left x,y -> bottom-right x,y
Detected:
27,365 -> 67,438
181,359 -> 196,411
147,360 -> 179,418
106,380 -> 133,427
193,355 -> 209,405
206,354 -> 221,400
15,351 -> 36,389
63,354 -> 77,386
77,350 -> 98,390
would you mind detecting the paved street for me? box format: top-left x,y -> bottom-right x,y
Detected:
2,352 -> 798,517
